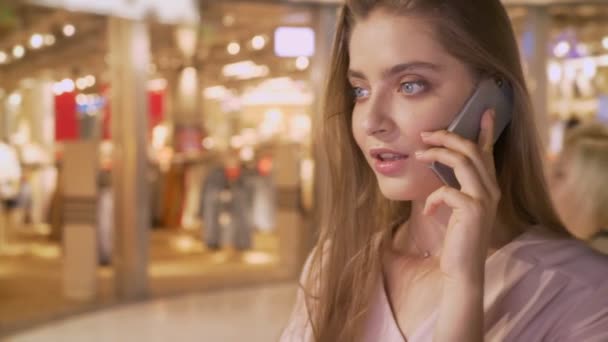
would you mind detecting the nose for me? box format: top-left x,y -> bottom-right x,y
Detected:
361,94 -> 395,138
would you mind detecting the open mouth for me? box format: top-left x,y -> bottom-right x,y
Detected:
372,152 -> 408,162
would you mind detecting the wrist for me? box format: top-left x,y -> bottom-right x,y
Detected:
440,255 -> 486,285
442,272 -> 485,294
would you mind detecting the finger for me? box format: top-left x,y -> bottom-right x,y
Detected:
416,148 -> 488,198
478,109 -> 495,152
421,129 -> 499,196
416,147 -> 489,199
477,109 -> 498,179
423,185 -> 476,216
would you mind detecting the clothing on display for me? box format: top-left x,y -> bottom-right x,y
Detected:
161,163 -> 185,229
181,163 -> 206,230
148,164 -> 164,228
97,170 -> 113,264
251,174 -> 276,233
200,166 -> 254,251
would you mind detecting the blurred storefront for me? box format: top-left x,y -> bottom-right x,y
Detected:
0,0 -> 338,331
505,1 -> 608,157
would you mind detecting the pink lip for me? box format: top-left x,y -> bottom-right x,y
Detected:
369,148 -> 409,176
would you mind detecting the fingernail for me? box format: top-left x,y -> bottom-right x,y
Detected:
484,114 -> 492,127
415,151 -> 425,158
483,110 -> 494,127
421,132 -> 432,138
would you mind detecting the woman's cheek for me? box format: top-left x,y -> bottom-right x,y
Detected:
399,114 -> 444,145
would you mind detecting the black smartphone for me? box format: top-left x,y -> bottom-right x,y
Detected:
430,78 -> 514,189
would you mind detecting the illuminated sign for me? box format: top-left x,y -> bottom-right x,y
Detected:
27,0 -> 199,24
274,27 -> 315,57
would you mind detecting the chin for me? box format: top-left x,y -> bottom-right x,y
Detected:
376,174 -> 443,201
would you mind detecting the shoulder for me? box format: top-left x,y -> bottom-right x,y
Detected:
506,227 -> 608,288
499,228 -> 608,340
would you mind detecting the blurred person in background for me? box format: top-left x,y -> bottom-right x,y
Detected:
550,123 -> 608,254
0,139 -> 22,250
281,0 -> 608,341
0,139 -> 22,208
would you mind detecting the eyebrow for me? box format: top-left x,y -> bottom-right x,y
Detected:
347,62 -> 441,80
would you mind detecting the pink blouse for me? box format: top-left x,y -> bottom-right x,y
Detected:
280,228 -> 608,341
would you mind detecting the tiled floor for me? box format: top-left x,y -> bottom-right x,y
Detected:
6,283 -> 298,342
0,227 -> 288,334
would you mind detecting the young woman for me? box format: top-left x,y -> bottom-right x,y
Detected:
550,122 -> 608,254
281,0 -> 608,341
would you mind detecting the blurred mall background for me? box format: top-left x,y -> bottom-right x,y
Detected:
0,0 -> 607,340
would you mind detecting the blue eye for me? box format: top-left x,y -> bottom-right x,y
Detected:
352,87 -> 370,99
399,81 -> 427,95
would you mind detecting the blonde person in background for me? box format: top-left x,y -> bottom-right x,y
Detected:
280,0 -> 608,341
550,122 -> 608,254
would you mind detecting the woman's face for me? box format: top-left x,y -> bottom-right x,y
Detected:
349,10 -> 476,200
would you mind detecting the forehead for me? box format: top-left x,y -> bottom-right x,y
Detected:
348,10 -> 450,72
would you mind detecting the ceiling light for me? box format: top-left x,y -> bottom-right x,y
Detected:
30,34 -> 44,49
44,34 -> 56,46
295,56 -> 310,71
222,60 -> 269,80
553,41 -> 570,58
76,77 -> 88,90
227,42 -> 240,55
252,35 -> 266,50
12,45 -> 25,59
85,75 -> 96,87
63,24 -> 76,37
61,78 -> 75,92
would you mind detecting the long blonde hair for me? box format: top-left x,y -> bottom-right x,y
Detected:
306,1 -> 566,340
562,123 -> 608,231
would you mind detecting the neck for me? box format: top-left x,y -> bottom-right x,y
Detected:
391,198 -> 518,259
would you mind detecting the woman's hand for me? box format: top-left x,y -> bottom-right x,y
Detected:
415,109 -> 500,283
415,109 -> 499,342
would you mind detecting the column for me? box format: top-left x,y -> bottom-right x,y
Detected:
61,141 -> 98,300
275,143 -> 304,277
522,6 -> 551,148
108,17 -> 150,299
311,4 -> 338,123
